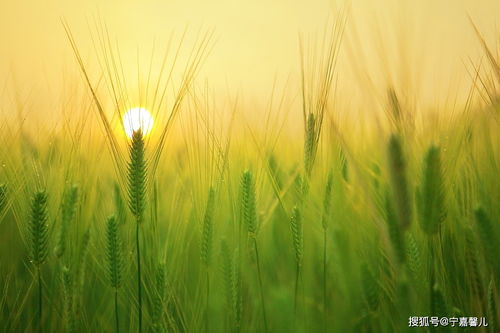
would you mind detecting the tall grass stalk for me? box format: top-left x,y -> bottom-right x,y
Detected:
105,216 -> 123,333
127,130 -> 147,332
417,145 -> 445,235
201,187 -> 215,332
152,263 -> 166,332
61,266 -> 75,333
385,191 -> 406,265
28,190 -> 49,332
304,113 -> 316,177
289,206 -> 303,315
55,185 -> 78,259
321,171 -> 333,331
240,170 -> 268,332
474,207 -> 499,277
387,134 -> 411,230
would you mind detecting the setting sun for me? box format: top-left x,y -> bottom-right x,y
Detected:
123,107 -> 154,138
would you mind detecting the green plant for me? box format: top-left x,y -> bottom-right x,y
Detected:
105,215 -> 123,333
28,190 -> 49,332
417,145 -> 445,235
127,129 -> 147,332
387,134 -> 412,230
55,185 -> 79,258
240,170 -> 267,332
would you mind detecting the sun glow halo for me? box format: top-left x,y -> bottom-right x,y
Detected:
123,107 -> 154,139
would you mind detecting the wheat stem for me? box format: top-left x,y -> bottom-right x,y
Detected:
136,222 -> 142,332
323,230 -> 327,332
114,289 -> 120,333
253,239 -> 268,333
37,266 -> 42,333
127,130 -> 147,332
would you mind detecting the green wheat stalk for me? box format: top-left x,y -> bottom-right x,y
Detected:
361,263 -> 379,313
152,263 -> 166,333
28,190 -> 49,332
220,240 -> 237,331
61,266 -> 75,333
465,230 -> 484,300
405,233 -> 422,282
127,129 -> 147,332
321,171 -> 333,331
240,170 -> 267,332
201,187 -> 215,332
387,134 -> 412,230
55,185 -> 78,258
227,246 -> 242,332
474,207 -> 499,277
74,227 -> 91,319
417,145 -> 445,235
384,190 -> 406,264
201,187 -> 216,267
304,112 -> 316,177
105,215 -> 123,333
289,205 -> 303,315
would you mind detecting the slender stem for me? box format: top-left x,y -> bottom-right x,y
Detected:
136,222 -> 142,332
37,266 -> 42,333
294,262 -> 300,316
206,269 -> 210,333
427,235 -> 435,314
323,229 -> 327,333
253,239 -> 268,333
114,289 -> 120,333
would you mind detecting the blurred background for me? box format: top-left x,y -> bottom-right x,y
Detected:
0,0 -> 499,123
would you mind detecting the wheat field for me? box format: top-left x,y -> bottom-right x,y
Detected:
0,2 -> 499,333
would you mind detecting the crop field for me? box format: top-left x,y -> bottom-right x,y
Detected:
0,1 -> 499,332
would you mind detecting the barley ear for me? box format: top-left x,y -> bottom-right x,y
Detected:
55,185 -> 79,258
201,187 -> 216,267
388,135 -> 412,230
152,263 -> 166,332
105,215 -> 123,289
61,266 -> 76,333
474,207 -> 499,276
487,277 -> 498,333
418,145 -> 445,235
321,171 -> 334,230
384,190 -> 406,264
29,190 -> 49,266
361,263 -> 380,312
289,206 -> 303,267
241,170 -> 257,237
127,129 -> 147,332
304,112 -> 316,176
127,130 -> 147,224
465,230 -> 484,299
387,134 -> 411,230
405,233 -> 421,280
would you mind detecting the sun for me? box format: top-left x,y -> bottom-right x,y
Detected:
123,107 -> 154,139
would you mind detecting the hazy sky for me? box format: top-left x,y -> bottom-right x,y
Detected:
0,0 -> 499,116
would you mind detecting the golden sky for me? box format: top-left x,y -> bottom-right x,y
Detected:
0,0 -> 499,119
